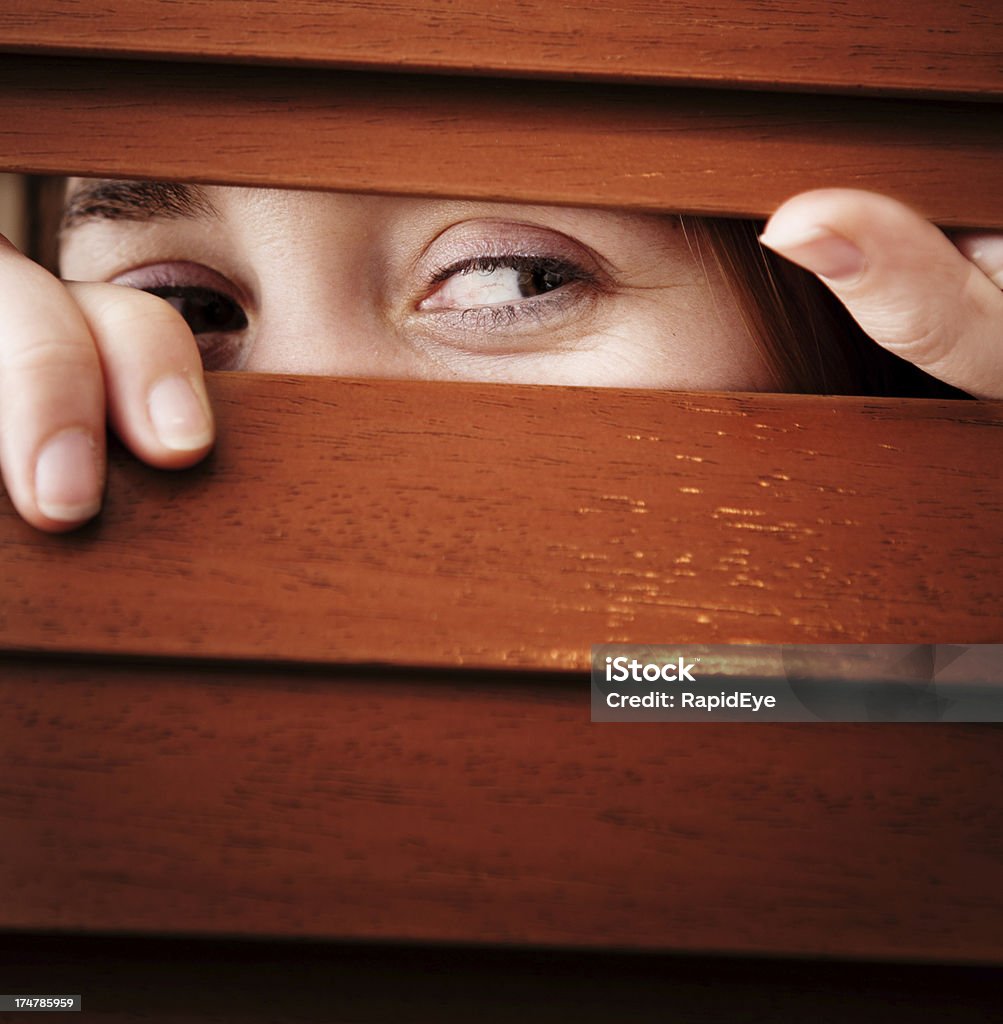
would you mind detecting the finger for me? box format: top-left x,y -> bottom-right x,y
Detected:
952,232 -> 1003,290
64,281 -> 214,468
759,189 -> 1003,399
0,235 -> 106,531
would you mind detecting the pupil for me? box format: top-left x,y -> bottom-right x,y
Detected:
202,297 -> 230,328
517,266 -> 565,298
147,286 -> 248,335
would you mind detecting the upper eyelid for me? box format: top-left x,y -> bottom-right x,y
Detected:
409,219 -> 618,282
106,260 -> 254,311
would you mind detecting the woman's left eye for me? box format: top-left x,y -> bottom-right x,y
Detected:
419,256 -> 581,311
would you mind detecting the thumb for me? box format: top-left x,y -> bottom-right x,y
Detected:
759,189 -> 1003,399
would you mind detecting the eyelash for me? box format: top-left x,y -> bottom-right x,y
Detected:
117,265 -> 249,370
123,267 -> 246,324
429,253 -> 590,287
142,284 -> 248,333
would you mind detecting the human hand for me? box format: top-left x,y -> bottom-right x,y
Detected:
0,234 -> 214,532
760,189 -> 1003,399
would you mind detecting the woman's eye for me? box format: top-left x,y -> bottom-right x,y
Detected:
142,285 -> 248,336
420,257 -> 578,311
109,263 -> 251,370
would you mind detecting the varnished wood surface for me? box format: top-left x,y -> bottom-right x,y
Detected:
1,57 -> 1001,226
2,657 -> 1001,962
2,377 -> 1000,669
0,0 -> 1000,99
2,0 -> 1000,989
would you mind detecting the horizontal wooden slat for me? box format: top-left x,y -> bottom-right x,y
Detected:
2,376 -> 1001,670
2,657 -> 1001,962
1,57 -> 1001,225
1,0 -> 1000,99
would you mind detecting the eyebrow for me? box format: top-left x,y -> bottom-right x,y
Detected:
60,179 -> 220,232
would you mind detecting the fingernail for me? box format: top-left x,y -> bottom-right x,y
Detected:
957,234 -> 1003,289
759,225 -> 866,282
148,374 -> 213,451
35,428 -> 103,522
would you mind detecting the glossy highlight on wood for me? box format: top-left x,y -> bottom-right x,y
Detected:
2,376 -> 1001,669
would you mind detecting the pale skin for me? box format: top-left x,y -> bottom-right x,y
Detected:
0,182 -> 1000,533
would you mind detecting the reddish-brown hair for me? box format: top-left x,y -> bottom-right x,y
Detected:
689,216 -> 967,398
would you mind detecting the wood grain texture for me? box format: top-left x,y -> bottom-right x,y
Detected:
2,2 -> 1001,983
2,657 -> 1001,962
1,56 -> 1001,226
0,0 -> 1000,99
2,377 -> 1001,669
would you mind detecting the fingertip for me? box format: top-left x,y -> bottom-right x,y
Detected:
759,224 -> 867,283
759,190 -> 879,282
67,283 -> 216,469
146,373 -> 216,465
761,189 -> 866,242
951,231 -> 1003,289
760,189 -> 963,294
30,507 -> 102,534
762,191 -> 1003,398
30,427 -> 105,531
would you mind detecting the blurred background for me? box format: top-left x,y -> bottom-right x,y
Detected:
0,172 -> 62,270
0,172 -> 25,249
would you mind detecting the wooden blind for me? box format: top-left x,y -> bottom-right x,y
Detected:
2,0 -> 1000,97
2,55 -> 1001,225
1,0 -> 1002,998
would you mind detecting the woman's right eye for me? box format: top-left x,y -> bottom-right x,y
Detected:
141,285 -> 248,336
109,262 -> 251,370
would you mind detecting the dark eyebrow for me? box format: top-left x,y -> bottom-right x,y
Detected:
60,179 -> 220,233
